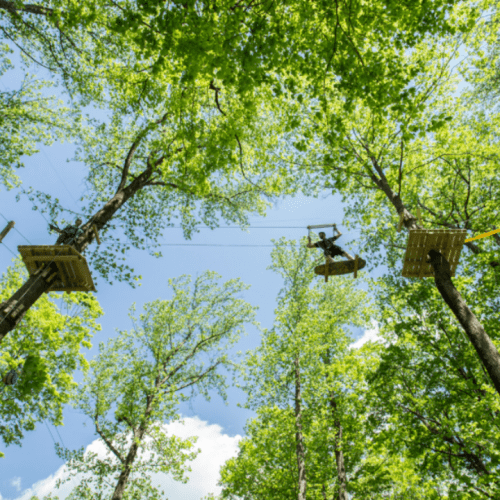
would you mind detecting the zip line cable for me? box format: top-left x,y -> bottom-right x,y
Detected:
164,226 -> 317,229
159,243 -> 275,247
0,224 -> 316,329
39,147 -> 79,206
53,422 -> 66,448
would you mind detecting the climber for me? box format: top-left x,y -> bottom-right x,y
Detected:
49,218 -> 83,245
306,224 -> 355,264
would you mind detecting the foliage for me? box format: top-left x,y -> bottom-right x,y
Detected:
51,270 -> 258,498
18,69 -> 294,288
221,238 -> 376,497
0,0 -> 476,114
365,268 -> 500,498
0,257 -> 103,457
461,0 -> 500,107
263,22 -> 500,495
0,42 -> 78,190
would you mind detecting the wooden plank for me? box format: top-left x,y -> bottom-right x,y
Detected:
0,221 -> 15,244
402,229 -> 466,278
56,262 -> 69,288
23,256 -> 83,262
18,245 -> 96,292
315,258 -> 367,277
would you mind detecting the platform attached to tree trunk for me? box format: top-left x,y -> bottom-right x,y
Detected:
18,245 -> 96,293
401,229 -> 467,279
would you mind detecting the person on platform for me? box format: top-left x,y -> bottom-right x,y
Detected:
306,224 -> 355,263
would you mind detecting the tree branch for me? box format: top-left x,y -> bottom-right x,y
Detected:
0,0 -> 54,16
94,414 -> 125,464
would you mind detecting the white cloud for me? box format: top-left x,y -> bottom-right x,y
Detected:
350,320 -> 381,349
14,417 -> 241,500
10,478 -> 21,492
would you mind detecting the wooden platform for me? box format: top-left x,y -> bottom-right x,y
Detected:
315,256 -> 366,282
401,229 -> 467,279
18,245 -> 96,293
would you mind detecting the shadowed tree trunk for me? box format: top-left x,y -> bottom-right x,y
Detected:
427,249 -> 500,397
294,355 -> 307,500
330,395 -> 348,500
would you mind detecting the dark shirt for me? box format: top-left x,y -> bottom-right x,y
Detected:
55,225 -> 82,245
314,235 -> 343,256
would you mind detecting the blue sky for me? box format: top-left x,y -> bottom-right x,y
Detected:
0,53 -> 387,500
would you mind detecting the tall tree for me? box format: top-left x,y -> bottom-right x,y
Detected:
271,31 -> 500,396
0,68 -> 286,340
364,259 -> 500,497
228,237 -> 374,498
0,257 -> 103,457
51,271 -> 257,500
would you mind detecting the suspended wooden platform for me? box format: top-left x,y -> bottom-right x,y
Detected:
18,245 -> 96,293
401,229 -> 467,279
315,256 -> 366,282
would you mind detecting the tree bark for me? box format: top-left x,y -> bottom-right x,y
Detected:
294,356 -> 307,500
330,395 -> 348,500
0,0 -> 54,16
0,168 -> 151,341
428,249 -> 500,397
111,395 -> 154,500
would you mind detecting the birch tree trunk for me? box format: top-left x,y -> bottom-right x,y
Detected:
294,356 -> 307,500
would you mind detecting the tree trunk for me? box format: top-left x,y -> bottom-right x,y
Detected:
428,249 -> 500,397
111,395 -> 155,500
294,356 -> 307,500
111,428 -> 143,500
330,395 -> 348,500
0,171 -> 151,341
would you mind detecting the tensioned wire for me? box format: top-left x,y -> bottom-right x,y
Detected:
0,215 -> 354,328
